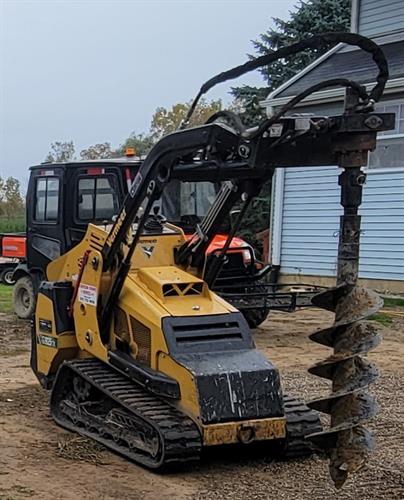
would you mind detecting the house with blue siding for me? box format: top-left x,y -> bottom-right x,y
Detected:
262,0 -> 404,294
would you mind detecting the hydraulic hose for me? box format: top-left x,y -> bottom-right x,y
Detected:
182,32 -> 388,128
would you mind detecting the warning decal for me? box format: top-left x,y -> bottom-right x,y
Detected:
78,283 -> 98,306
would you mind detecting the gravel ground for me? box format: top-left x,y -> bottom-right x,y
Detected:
189,372 -> 404,500
0,309 -> 403,499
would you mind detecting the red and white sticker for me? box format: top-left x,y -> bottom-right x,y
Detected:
78,284 -> 98,306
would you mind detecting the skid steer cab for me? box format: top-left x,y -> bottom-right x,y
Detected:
13,158 -> 269,325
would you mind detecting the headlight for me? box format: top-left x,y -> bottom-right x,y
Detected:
242,248 -> 252,265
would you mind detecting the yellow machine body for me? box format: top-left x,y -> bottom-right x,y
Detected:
33,223 -> 286,446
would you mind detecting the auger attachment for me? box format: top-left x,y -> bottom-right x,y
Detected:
308,284 -> 382,488
307,106 -> 384,488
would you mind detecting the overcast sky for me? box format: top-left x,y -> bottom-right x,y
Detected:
0,0 -> 296,187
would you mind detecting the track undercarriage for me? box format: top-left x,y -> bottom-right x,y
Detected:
51,358 -> 322,468
51,359 -> 202,468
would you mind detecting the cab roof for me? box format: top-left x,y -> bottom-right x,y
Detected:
30,157 -> 144,170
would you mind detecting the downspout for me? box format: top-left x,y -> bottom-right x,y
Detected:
350,0 -> 360,34
269,167 -> 285,284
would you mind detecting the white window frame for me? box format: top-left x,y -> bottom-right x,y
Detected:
376,98 -> 404,137
368,98 -> 404,171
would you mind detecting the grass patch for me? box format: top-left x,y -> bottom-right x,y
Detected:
0,284 -> 13,314
0,217 -> 25,233
382,297 -> 404,308
369,312 -> 394,326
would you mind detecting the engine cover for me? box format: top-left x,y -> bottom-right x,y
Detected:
162,313 -> 284,424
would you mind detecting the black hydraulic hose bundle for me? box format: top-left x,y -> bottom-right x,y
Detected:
205,110 -> 247,133
182,32 -> 388,129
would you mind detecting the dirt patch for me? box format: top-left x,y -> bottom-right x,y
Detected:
0,309 -> 403,499
0,385 -> 47,414
0,313 -> 30,357
255,308 -> 403,372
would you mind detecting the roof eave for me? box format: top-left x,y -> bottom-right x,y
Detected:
262,43 -> 345,103
260,77 -> 404,109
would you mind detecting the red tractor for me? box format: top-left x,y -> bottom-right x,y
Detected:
0,233 -> 26,285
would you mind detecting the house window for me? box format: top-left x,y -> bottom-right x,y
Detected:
35,177 -> 60,222
77,176 -> 119,221
368,101 -> 404,169
377,102 -> 404,135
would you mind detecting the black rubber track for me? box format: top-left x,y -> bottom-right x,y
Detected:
50,358 -> 202,469
50,359 -> 321,467
282,394 -> 323,458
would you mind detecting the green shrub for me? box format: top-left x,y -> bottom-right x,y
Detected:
0,217 -> 26,233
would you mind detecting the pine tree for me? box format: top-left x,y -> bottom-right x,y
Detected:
232,0 -> 351,126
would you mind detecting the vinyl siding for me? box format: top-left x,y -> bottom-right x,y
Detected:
278,167 -> 404,281
358,0 -> 404,37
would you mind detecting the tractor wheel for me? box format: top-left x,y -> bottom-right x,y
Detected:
0,267 -> 16,285
13,276 -> 36,319
241,306 -> 269,329
240,284 -> 270,329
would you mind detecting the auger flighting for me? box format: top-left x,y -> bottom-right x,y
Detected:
308,89 -> 384,488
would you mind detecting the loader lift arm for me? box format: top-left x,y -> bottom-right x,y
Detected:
99,107 -> 394,332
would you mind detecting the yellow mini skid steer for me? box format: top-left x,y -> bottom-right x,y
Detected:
30,33 -> 394,487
